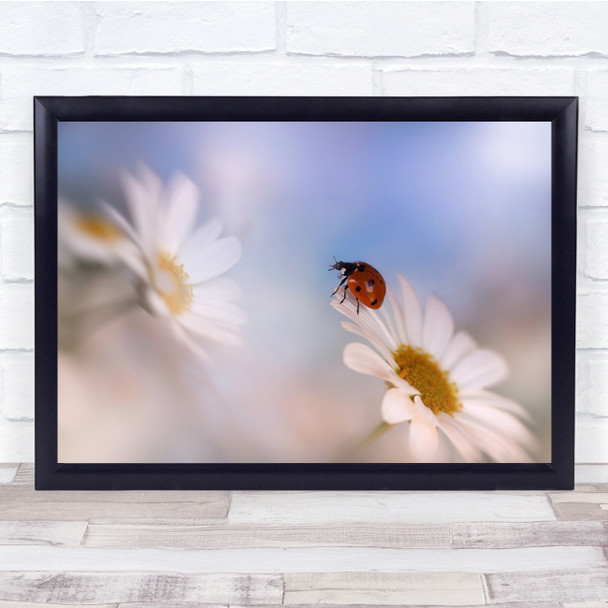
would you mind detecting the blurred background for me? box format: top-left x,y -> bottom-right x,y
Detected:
58,120 -> 551,463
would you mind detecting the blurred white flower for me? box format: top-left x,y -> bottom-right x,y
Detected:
332,275 -> 538,463
108,166 -> 245,359
58,201 -> 141,271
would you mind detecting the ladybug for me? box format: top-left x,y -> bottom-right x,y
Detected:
329,258 -> 386,314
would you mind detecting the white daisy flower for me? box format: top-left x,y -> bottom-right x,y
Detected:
107,166 -> 246,359
332,275 -> 538,463
58,201 -> 141,271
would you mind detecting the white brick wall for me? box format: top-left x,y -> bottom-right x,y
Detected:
0,284 -> 33,351
0,352 -> 34,421
585,220 -> 608,281
0,0 -> 606,463
381,66 -> 575,96
191,62 -> 375,95
586,71 -> 608,131
0,3 -> 86,57
579,141 -> 608,207
487,2 -> 608,57
285,2 -> 476,57
0,207 -> 33,281
0,135 -> 32,205
95,2 -> 277,55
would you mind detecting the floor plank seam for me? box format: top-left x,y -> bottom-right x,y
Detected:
447,524 -> 456,549
545,492 -> 560,520
225,491 -> 234,521
79,522 -> 91,547
280,572 -> 286,605
480,571 -> 490,605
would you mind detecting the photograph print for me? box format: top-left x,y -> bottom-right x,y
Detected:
56,118 -> 551,465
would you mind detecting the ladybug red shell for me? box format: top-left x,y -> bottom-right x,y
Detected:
330,259 -> 386,313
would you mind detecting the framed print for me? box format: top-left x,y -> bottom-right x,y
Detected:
35,96 -> 577,490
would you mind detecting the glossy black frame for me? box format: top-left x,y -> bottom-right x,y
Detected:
35,96 -> 577,490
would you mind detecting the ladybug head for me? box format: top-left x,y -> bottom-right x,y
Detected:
329,259 -> 359,277
329,258 -> 347,274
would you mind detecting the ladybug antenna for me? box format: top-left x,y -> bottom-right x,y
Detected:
329,256 -> 339,271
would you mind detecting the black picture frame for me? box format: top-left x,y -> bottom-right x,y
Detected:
35,96 -> 577,491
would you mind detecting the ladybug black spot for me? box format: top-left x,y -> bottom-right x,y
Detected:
355,286 -> 361,292
357,265 -> 366,272
371,299 -> 378,306
367,279 -> 375,287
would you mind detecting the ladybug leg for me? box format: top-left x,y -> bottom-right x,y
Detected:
356,297 -> 360,314
332,276 -> 347,297
340,284 -> 348,304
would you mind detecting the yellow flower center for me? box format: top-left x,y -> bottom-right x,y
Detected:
76,216 -> 122,241
154,251 -> 194,317
393,345 -> 462,416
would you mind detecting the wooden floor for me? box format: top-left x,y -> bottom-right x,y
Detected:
0,464 -> 606,607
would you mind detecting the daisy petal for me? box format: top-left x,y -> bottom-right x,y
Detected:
162,174 -> 200,252
140,287 -> 171,318
440,330 -> 478,371
102,203 -> 145,252
461,400 -> 537,450
450,414 -> 509,461
459,390 -> 533,423
182,236 -> 242,284
379,303 -> 400,349
178,216 -> 224,259
381,388 -> 416,424
187,301 -> 247,326
121,167 -> 161,253
343,342 -> 399,384
193,278 -> 242,303
413,395 -> 438,427
436,413 -> 482,463
456,412 -> 533,462
450,349 -> 508,390
398,275 -> 423,347
340,321 -> 395,364
409,417 -> 439,461
331,296 -> 397,365
387,291 -> 408,345
169,319 -> 211,361
179,312 -> 242,347
422,294 -> 454,360
119,249 -> 147,279
351,294 -> 399,350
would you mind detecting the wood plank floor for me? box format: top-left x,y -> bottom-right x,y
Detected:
0,463 -> 606,607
